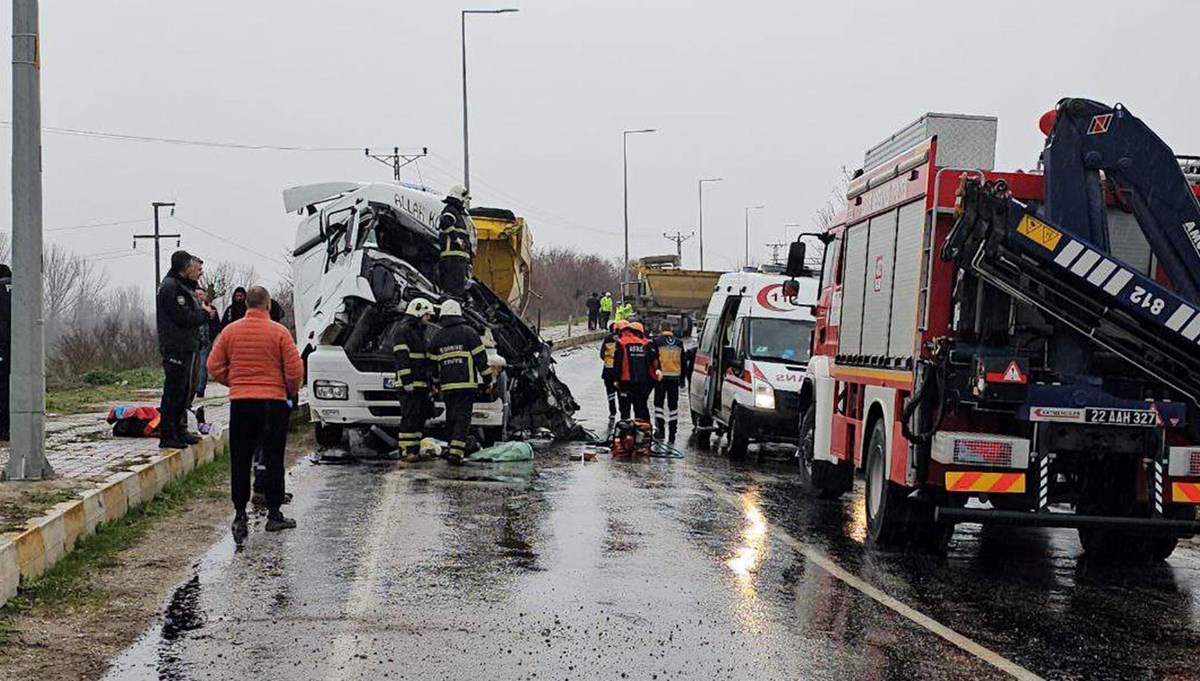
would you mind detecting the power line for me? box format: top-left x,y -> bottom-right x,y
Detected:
47,217 -> 148,232
0,121 -> 372,152
171,215 -> 288,266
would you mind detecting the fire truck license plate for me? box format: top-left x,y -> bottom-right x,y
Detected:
1085,408 -> 1158,427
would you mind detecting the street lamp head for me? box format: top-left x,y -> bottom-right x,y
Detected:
700,177 -> 723,183
464,8 -> 520,14
624,128 -> 656,135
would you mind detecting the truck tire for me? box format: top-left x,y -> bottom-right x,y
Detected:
864,418 -> 949,551
726,407 -> 750,459
798,405 -> 850,500
315,422 -> 344,448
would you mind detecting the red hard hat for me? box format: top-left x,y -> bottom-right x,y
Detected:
1038,109 -> 1057,137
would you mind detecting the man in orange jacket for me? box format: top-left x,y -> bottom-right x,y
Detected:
207,286 -> 305,544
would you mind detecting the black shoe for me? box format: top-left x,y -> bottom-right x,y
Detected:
232,511 -> 249,545
181,431 -> 203,445
444,452 -> 465,466
159,436 -> 188,449
265,510 -> 296,532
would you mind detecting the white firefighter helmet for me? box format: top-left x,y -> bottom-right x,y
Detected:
405,297 -> 435,318
440,299 -> 463,317
447,184 -> 470,203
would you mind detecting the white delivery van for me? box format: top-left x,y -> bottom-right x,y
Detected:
689,266 -> 820,457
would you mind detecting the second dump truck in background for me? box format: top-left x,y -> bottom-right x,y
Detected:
624,255 -> 723,336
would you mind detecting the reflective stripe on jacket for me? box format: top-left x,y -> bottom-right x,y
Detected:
652,332 -> 684,378
392,315 -> 432,389
613,332 -> 657,385
430,316 -> 492,391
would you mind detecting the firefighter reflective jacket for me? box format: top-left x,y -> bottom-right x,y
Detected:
651,331 -> 684,379
600,334 -> 619,380
430,316 -> 491,392
599,295 -> 614,313
392,315 -> 432,390
613,332 -> 658,385
438,201 -> 474,261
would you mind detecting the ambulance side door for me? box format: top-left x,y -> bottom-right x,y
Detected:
718,316 -> 748,421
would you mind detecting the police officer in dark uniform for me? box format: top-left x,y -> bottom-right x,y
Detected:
0,264 -> 11,440
430,299 -> 492,465
437,185 -> 474,299
650,322 -> 685,443
392,297 -> 436,459
156,251 -> 216,449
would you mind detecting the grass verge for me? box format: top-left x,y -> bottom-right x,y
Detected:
47,367 -> 164,415
0,445 -> 230,637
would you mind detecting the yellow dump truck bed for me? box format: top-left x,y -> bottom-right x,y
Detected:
636,264 -> 722,310
469,209 -> 533,314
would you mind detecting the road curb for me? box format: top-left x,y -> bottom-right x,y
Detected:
551,330 -> 607,351
0,429 -> 228,608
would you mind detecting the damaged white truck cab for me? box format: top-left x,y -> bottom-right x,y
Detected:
286,181 -> 507,452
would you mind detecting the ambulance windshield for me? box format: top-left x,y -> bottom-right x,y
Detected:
748,318 -> 812,364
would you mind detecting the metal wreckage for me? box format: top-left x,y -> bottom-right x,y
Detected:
285,181 -> 586,454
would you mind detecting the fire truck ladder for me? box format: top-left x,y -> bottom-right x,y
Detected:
943,178 -> 1200,406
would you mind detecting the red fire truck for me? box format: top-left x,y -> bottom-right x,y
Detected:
799,101 -> 1200,559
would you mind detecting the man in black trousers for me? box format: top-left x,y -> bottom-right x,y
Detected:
155,251 -> 215,449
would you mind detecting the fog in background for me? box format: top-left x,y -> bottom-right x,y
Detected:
0,0 -> 1196,303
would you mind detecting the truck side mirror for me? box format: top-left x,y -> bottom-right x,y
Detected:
785,241 -> 807,278
782,279 -> 800,299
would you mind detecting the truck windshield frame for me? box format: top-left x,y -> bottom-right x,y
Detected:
748,318 -> 813,365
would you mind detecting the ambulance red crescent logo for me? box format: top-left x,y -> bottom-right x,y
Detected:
757,284 -> 796,313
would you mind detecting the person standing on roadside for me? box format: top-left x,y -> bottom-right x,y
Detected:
598,292 -> 614,328
650,322 -> 685,443
430,299 -> 492,465
221,286 -> 248,327
156,251 -> 216,449
207,286 -> 304,543
600,321 -> 625,420
392,298 -> 436,460
586,292 -> 600,331
194,288 -> 222,399
613,321 -> 658,421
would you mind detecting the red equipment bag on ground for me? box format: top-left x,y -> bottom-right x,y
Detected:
106,405 -> 161,438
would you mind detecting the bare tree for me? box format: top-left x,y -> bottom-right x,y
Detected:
200,259 -> 259,309
526,246 -> 622,322
43,243 -> 108,343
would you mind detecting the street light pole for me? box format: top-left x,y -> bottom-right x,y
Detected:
698,178 -> 722,270
461,8 -> 518,194
622,129 -> 656,299
7,0 -> 51,479
744,205 -> 764,269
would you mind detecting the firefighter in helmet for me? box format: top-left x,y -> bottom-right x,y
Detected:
437,185 -> 475,299
430,299 -> 492,464
392,297 -> 436,459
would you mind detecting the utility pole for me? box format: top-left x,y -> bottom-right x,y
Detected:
462,8 -> 519,194
663,230 -> 694,261
765,241 -> 788,265
134,202 -> 179,292
365,147 -> 428,181
622,128 -> 656,299
7,0 -> 52,479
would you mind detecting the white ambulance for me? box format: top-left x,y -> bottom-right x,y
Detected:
689,259 -> 820,457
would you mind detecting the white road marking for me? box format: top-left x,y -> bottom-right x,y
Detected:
693,475 -> 1045,681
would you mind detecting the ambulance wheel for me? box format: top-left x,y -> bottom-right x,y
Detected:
726,407 -> 750,459
691,410 -> 711,449
315,423 -> 344,448
798,405 -> 849,500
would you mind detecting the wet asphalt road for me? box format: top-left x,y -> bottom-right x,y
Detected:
102,344 -> 1200,681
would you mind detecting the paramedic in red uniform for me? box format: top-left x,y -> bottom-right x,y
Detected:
613,321 -> 658,421
650,322 -> 685,443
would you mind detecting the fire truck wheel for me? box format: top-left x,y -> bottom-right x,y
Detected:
798,405 -> 848,500
726,407 -> 750,459
865,418 -> 914,548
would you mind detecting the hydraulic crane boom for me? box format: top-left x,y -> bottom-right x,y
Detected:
1043,98 -> 1200,301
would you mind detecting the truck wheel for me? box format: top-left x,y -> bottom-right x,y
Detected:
726,407 -> 750,459
798,405 -> 849,500
315,423 -> 344,448
864,418 -> 949,550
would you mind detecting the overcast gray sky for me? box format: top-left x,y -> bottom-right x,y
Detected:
2,0 -> 1198,299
